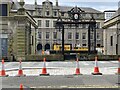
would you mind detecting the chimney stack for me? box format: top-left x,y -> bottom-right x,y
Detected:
35,0 -> 37,5
56,0 -> 58,6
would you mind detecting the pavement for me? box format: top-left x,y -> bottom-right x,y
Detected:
1,61 -> 118,76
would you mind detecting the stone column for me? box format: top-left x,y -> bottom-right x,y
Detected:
15,20 -> 26,60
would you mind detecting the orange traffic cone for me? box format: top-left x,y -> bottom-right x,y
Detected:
16,59 -> 26,77
74,58 -> 82,75
40,58 -> 49,76
20,84 -> 23,90
0,59 -> 8,77
92,56 -> 102,75
116,57 -> 120,75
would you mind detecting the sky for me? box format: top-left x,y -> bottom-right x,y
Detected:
17,0 -> 120,11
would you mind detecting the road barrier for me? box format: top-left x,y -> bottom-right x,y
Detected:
40,58 -> 50,76
116,57 -> 120,75
16,59 -> 26,77
74,58 -> 82,75
92,56 -> 102,75
1,57 -> 120,76
0,59 -> 8,77
20,84 -> 23,90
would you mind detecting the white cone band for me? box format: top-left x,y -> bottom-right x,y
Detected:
19,62 -> 22,70
43,61 -> 46,68
95,57 -> 98,67
76,58 -> 79,68
95,61 -> 98,67
2,63 -> 4,70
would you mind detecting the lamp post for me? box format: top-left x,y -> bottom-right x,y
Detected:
55,17 -> 65,60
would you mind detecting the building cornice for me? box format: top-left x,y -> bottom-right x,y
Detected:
103,15 -> 120,29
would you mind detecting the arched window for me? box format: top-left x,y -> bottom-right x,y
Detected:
37,43 -> 42,51
45,43 -> 50,51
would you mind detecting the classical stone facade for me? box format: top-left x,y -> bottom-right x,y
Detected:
0,0 -> 37,60
1,0 -> 105,60
24,0 -> 105,54
103,8 -> 120,55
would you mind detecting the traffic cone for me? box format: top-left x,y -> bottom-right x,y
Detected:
16,59 -> 26,77
0,59 -> 8,77
116,57 -> 120,75
74,58 -> 82,75
40,58 -> 49,76
92,56 -> 102,75
20,84 -> 23,90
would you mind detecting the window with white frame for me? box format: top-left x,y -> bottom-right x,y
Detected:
53,32 -> 57,39
46,11 -> 49,16
75,32 -> 79,39
68,32 -> 72,39
38,10 -> 41,15
38,20 -> 41,27
53,21 -> 56,27
54,11 -> 57,16
46,32 -> 50,39
46,20 -> 49,27
38,32 -> 41,39
97,33 -> 100,40
82,33 -> 86,40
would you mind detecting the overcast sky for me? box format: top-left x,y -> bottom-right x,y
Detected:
17,0 -> 120,11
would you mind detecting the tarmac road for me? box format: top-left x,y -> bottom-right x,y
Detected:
1,61 -> 120,90
1,75 -> 120,90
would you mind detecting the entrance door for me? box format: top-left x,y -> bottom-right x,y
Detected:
37,43 -> 42,51
45,44 -> 50,51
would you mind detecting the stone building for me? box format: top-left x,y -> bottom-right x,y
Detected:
103,7 -> 120,55
24,0 -> 105,54
104,10 -> 116,21
0,0 -> 37,60
0,0 -> 10,59
0,0 -> 105,60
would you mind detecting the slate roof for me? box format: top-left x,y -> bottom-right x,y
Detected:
24,4 -> 37,10
58,6 -> 102,13
22,4 -> 102,13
